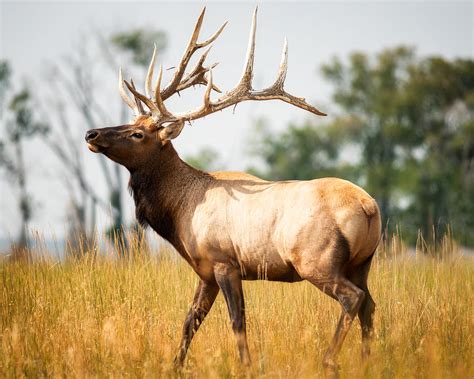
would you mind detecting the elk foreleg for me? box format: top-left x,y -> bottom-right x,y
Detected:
214,263 -> 251,366
174,280 -> 219,366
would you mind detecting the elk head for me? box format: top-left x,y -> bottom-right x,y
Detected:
85,7 -> 326,171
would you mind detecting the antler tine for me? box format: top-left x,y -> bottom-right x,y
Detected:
175,45 -> 222,93
190,6 -> 206,44
203,70 -> 214,109
197,45 -> 213,67
145,44 -> 157,99
118,68 -> 139,114
264,91 -> 327,116
207,63 -> 222,92
197,21 -> 228,48
237,6 -> 258,90
129,79 -> 146,115
176,68 -> 222,94
267,38 -> 326,116
175,45 -> 213,91
161,8 -> 227,100
159,8 -> 205,100
153,65 -> 171,117
125,79 -> 160,117
273,38 -> 288,90
193,48 -> 222,92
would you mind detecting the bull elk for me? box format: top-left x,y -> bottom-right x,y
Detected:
85,7 -> 381,374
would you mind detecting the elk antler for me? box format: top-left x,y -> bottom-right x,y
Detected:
160,8 -> 226,101
119,7 -> 326,134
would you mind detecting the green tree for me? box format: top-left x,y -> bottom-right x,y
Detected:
322,47 -> 417,223
248,118 -> 342,181
249,48 -> 473,245
321,47 -> 474,243
0,61 -> 11,117
111,29 -> 167,67
400,57 -> 474,243
186,147 -> 222,172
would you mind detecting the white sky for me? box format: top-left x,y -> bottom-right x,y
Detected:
0,1 -> 473,241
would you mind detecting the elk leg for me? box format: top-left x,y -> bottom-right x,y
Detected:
358,289 -> 375,359
174,280 -> 219,366
348,256 -> 376,359
214,264 -> 251,366
310,276 -> 365,373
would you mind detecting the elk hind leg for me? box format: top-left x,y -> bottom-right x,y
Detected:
310,276 -> 365,373
348,256 -> 376,359
358,289 -> 375,359
174,280 -> 219,366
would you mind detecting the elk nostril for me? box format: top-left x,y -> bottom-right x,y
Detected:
85,130 -> 99,142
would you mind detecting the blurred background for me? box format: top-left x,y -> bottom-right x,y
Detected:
0,1 -> 472,258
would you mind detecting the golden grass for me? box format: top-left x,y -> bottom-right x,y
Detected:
0,242 -> 473,378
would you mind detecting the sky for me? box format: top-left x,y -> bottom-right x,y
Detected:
0,1 -> 473,241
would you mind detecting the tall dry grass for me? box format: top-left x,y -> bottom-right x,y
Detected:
0,233 -> 472,378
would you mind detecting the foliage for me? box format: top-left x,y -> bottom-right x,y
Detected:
0,61 -> 11,115
398,57 -> 474,243
322,48 -> 474,244
250,47 -> 474,245
111,29 -> 167,67
0,239 -> 472,377
248,118 -> 353,181
186,147 -> 222,172
7,90 -> 49,142
0,61 -> 10,84
321,47 -> 419,220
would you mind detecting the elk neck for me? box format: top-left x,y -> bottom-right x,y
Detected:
128,142 -> 213,248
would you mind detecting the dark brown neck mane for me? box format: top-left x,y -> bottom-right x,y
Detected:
128,142 -> 212,249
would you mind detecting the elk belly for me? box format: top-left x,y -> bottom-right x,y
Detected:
218,179 -> 351,280
187,181 -> 302,282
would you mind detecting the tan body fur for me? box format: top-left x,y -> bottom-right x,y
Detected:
184,173 -> 380,282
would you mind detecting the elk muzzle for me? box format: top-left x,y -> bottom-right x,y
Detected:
85,129 -> 107,153
85,129 -> 99,142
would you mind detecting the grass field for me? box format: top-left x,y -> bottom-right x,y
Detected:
0,236 -> 473,378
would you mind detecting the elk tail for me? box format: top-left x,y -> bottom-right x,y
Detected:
360,197 -> 378,218
360,197 -> 382,255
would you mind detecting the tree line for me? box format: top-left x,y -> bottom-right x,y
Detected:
247,47 -> 474,246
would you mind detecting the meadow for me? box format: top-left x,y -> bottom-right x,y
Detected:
0,234 -> 472,378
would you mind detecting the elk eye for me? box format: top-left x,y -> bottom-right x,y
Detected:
130,133 -> 143,139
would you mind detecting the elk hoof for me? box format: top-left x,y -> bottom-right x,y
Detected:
241,355 -> 251,367
361,345 -> 371,360
323,357 -> 340,378
172,355 -> 185,370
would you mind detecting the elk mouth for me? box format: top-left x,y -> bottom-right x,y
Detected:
87,142 -> 107,153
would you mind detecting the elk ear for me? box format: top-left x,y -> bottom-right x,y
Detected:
158,120 -> 185,142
